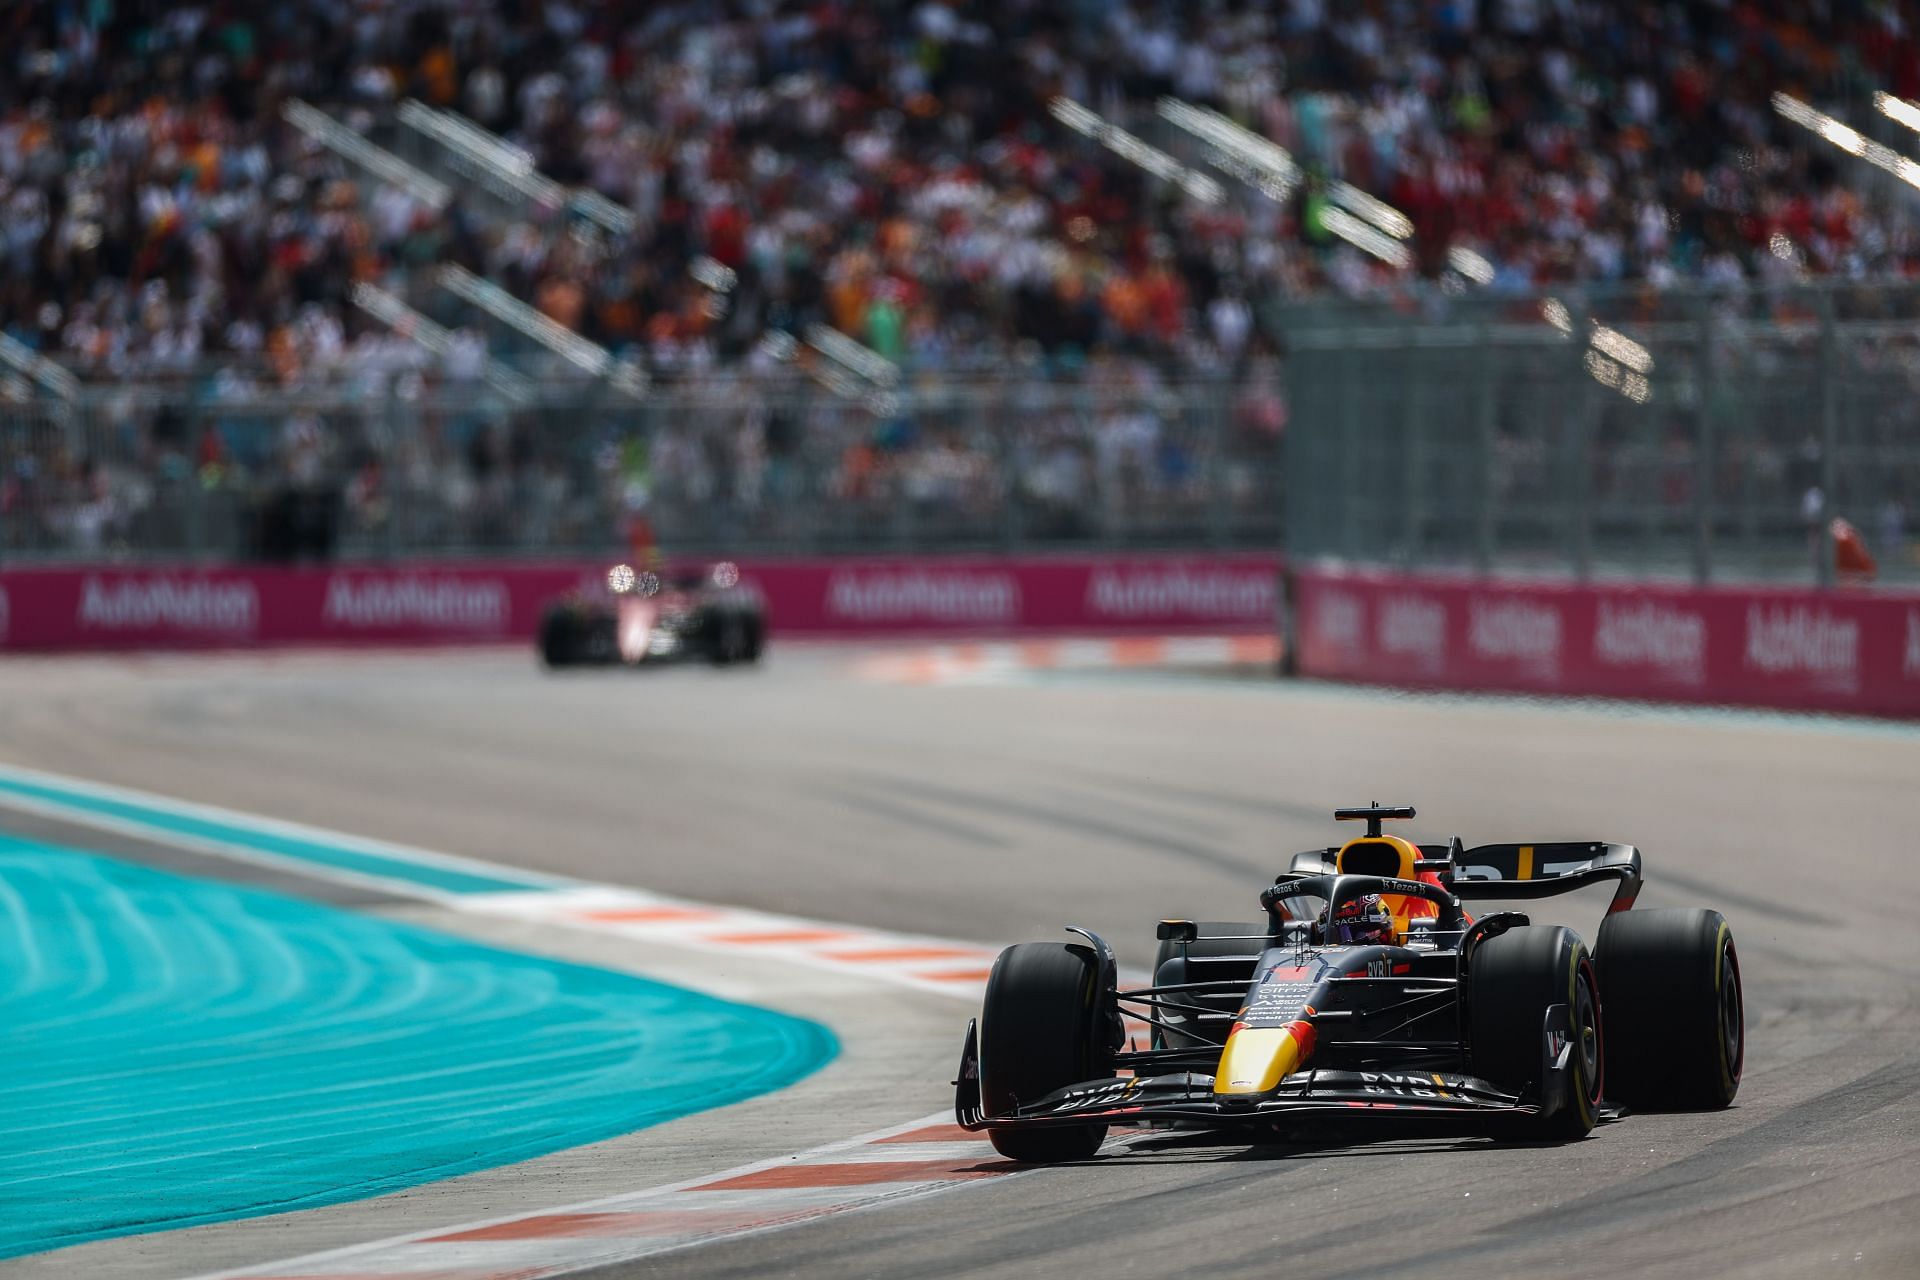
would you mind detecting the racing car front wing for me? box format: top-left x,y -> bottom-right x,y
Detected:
955,1018 -> 1559,1132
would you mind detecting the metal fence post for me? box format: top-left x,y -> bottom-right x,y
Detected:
1339,344 -> 1361,557
1816,291 -> 1839,587
1691,300 -> 1714,585
1401,343 -> 1426,567
1569,325 -> 1594,581
1208,378 -> 1230,548
185,401 -> 208,557
1473,328 -> 1496,574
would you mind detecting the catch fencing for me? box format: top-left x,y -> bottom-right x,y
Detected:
1281,282 -> 1920,586
1,372 -> 1281,563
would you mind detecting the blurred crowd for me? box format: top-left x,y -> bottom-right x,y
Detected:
3,1 -> 1918,560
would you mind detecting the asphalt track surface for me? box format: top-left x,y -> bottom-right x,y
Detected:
0,645 -> 1915,1279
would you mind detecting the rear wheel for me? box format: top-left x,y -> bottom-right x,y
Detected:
1470,925 -> 1601,1140
1596,908 -> 1743,1110
978,942 -> 1110,1163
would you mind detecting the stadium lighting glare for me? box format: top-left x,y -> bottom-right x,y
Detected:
1155,97 -> 1299,199
1048,97 -> 1225,205
351,282 -> 532,402
1774,92 -> 1920,190
437,264 -> 648,397
1330,182 -> 1414,240
805,323 -> 900,389
0,331 -> 78,400
1820,119 -> 1867,155
1585,349 -> 1653,403
1447,246 -> 1496,285
1590,324 -> 1653,374
1548,295 -> 1654,399
1875,91 -> 1920,136
283,99 -> 451,210
1157,97 -> 1416,245
1319,206 -> 1411,267
691,257 -> 738,293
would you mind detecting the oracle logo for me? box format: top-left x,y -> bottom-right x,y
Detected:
825,570 -> 1019,623
323,575 -> 509,632
77,576 -> 258,634
1592,599 -> 1707,683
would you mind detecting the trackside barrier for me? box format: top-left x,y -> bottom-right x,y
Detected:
1290,566 -> 1920,718
0,554 -> 1282,653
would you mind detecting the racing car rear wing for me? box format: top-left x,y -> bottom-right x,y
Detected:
1451,841 -> 1642,914
1286,840 -> 1643,914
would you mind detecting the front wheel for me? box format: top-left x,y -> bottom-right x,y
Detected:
977,942 -> 1111,1163
538,608 -> 578,667
1596,908 -> 1743,1110
1470,925 -> 1602,1140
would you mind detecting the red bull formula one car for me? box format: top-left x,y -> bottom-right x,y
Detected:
539,561 -> 765,668
955,804 -> 1744,1161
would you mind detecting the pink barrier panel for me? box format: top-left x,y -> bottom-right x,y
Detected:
1292,567 -> 1920,717
0,564 -> 590,652
732,553 -> 1280,636
0,554 -> 1281,652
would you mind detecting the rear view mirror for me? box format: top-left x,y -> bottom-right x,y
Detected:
1156,919 -> 1199,943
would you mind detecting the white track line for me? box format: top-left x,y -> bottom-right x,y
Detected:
187,1113 -> 1153,1280
0,761 -> 1164,1275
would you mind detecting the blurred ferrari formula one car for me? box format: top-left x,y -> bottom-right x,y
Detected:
539,561 -> 765,668
956,803 -> 1743,1161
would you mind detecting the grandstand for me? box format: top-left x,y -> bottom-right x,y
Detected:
2,1 -> 1917,566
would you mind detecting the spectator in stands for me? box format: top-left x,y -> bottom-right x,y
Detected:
3,0 -> 1918,559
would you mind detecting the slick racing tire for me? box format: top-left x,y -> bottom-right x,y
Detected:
709,610 -> 763,666
1470,925 -> 1602,1140
1152,921 -> 1267,1050
978,942 -> 1111,1163
538,609 -> 580,667
1596,908 -> 1743,1110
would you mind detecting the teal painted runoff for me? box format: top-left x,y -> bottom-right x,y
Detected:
0,767 -> 550,895
0,838 -> 837,1259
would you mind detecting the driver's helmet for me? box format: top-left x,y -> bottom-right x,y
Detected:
1321,893 -> 1395,946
